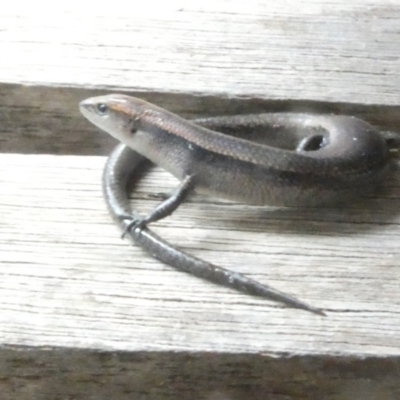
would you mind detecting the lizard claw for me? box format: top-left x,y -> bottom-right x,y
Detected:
118,215 -> 146,239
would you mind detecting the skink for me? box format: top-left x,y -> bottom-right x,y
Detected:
80,94 -> 398,315
102,143 -> 325,315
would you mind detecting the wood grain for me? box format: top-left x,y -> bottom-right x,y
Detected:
1,83 -> 400,155
0,153 -> 400,399
2,0 -> 400,155
1,0 -> 400,397
1,153 -> 399,355
1,1 -> 400,105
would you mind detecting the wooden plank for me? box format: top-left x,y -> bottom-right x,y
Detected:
0,152 -> 400,398
1,0 -> 400,155
1,83 -> 400,155
1,153 -> 399,355
0,350 -> 399,400
1,1 -> 400,397
1,0 -> 400,105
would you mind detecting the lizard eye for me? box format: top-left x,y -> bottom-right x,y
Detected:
96,103 -> 108,115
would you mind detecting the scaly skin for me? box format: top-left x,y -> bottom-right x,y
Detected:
80,94 -> 397,315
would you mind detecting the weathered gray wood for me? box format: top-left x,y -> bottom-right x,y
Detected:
2,0 -> 400,397
0,153 -> 400,398
1,153 -> 400,352
0,350 -> 399,400
1,0 -> 400,154
1,1 -> 400,105
1,83 -> 399,155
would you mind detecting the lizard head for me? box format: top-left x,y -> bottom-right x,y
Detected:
79,94 -> 153,143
